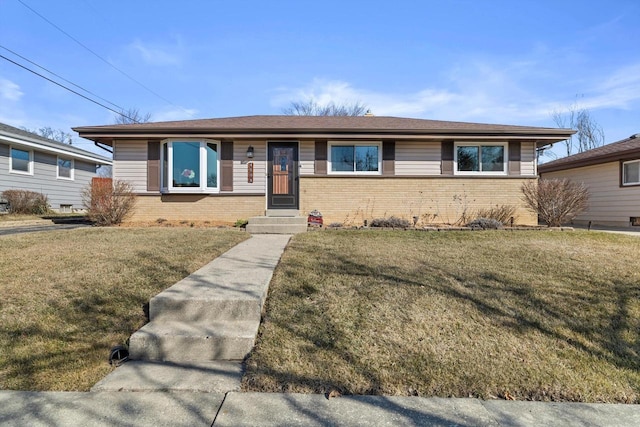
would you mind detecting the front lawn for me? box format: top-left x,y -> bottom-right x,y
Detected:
243,230 -> 640,403
0,227 -> 248,391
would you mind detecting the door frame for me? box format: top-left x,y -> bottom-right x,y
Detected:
267,141 -> 299,210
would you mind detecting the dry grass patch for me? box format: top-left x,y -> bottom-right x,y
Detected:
243,230 -> 640,402
0,227 -> 248,391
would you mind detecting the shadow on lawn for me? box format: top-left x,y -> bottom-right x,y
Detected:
0,250 -> 193,391
244,232 -> 640,401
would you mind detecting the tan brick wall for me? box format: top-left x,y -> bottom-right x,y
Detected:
127,194 -> 265,224
125,178 -> 538,226
299,177 -> 538,226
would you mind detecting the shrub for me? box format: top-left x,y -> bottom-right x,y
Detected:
234,219 -> 248,228
521,178 -> 589,227
82,179 -> 136,226
474,205 -> 516,224
370,216 -> 411,228
467,218 -> 503,230
1,190 -> 50,214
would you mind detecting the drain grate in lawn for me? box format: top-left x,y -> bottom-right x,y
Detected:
243,230 -> 640,403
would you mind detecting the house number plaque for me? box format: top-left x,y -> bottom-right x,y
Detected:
248,161 -> 254,183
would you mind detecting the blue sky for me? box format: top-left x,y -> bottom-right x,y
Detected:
1,0 -> 639,159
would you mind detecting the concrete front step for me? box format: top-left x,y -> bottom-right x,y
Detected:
248,216 -> 307,225
265,209 -> 300,217
150,296 -> 262,323
91,360 -> 242,393
129,320 -> 258,362
148,234 -> 287,323
246,216 -> 307,234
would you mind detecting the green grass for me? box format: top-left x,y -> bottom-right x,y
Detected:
243,230 -> 640,403
0,227 -> 248,391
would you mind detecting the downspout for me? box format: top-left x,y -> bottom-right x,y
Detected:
94,141 -> 113,154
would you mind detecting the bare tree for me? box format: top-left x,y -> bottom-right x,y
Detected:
521,178 -> 589,227
97,165 -> 113,178
114,108 -> 152,124
552,103 -> 604,156
23,126 -> 73,144
282,99 -> 368,116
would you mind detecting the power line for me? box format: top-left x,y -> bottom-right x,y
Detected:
0,53 -> 139,122
16,0 -> 194,117
0,45 -> 124,112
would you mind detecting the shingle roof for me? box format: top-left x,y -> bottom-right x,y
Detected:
74,114 -> 571,135
0,122 -> 112,164
538,134 -> 640,173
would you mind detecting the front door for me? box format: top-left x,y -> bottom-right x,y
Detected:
267,142 -> 299,209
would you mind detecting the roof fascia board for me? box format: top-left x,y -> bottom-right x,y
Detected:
77,132 -> 571,142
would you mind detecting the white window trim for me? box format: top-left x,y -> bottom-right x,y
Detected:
161,138 -> 220,194
622,159 -> 640,186
57,156 -> 74,180
327,141 -> 382,175
9,146 -> 33,175
454,142 -> 508,176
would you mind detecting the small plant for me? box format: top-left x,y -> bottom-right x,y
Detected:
156,218 -> 167,224
234,219 -> 249,228
467,218 -> 503,230
474,205 -> 516,224
370,216 -> 411,228
328,222 -> 343,228
521,179 -> 589,227
1,190 -> 50,215
81,179 -> 136,226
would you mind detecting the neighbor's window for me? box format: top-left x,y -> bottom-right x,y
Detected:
57,157 -> 74,179
10,147 -> 32,174
455,143 -> 506,174
161,140 -> 219,192
329,142 -> 381,173
622,160 -> 640,186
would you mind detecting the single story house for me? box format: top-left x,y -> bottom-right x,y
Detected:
0,122 -> 112,213
74,115 -> 574,226
539,134 -> 640,227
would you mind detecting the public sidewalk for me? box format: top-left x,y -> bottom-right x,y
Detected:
1,391 -> 639,426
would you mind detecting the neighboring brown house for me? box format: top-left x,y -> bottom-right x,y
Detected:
539,134 -> 640,227
74,115 -> 573,226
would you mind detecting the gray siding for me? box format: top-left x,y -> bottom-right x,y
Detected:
113,140 -> 148,193
0,142 -> 98,210
542,162 -> 640,226
396,141 -> 441,175
233,140 -> 266,194
521,141 -> 536,176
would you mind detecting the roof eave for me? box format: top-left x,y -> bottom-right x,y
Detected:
75,127 -> 574,146
540,149 -> 640,173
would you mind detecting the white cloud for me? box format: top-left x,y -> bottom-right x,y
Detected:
129,38 -> 183,66
0,78 -> 23,101
271,60 -> 640,126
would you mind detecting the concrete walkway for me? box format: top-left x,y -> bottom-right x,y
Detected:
1,233 -> 639,426
577,225 -> 640,237
94,233 -> 291,393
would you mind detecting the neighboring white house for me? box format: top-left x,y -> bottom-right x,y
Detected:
0,122 -> 112,213
539,134 -> 640,227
